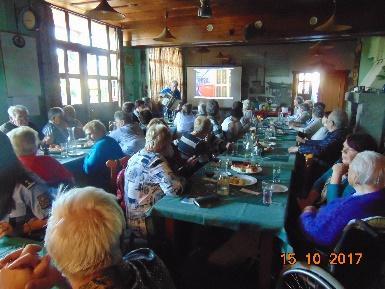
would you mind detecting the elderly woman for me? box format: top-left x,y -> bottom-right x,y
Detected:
197,101 -> 207,116
109,111 -> 145,156
298,133 -> 377,209
174,103 -> 195,134
124,124 -> 183,237
0,132 -> 51,239
300,151 -> 385,248
42,107 -> 68,145
83,120 -> 124,190
0,187 -> 175,289
7,126 -> 74,186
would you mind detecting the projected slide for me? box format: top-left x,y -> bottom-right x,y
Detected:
195,68 -> 233,98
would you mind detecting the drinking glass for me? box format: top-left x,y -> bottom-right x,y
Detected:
60,142 -> 68,158
272,164 -> 281,183
262,181 -> 272,205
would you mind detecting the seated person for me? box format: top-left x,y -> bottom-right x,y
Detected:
174,103 -> 195,135
206,99 -> 224,139
83,120 -> 124,191
0,105 -> 43,139
240,99 -> 255,128
42,107 -> 68,145
221,106 -> 244,141
109,110 -> 145,156
300,151 -> 385,248
0,186 -> 176,289
0,132 -> 51,239
197,101 -> 207,116
7,126 -> 74,186
288,109 -> 348,168
63,105 -> 84,139
124,124 -> 183,237
287,96 -> 304,120
139,109 -> 154,134
122,101 -> 139,123
288,102 -> 312,125
298,133 -> 378,209
133,100 -> 146,123
291,102 -> 324,138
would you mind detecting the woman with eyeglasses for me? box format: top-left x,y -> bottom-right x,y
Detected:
297,133 -> 377,209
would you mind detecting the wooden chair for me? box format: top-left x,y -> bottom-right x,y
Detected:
106,156 -> 130,195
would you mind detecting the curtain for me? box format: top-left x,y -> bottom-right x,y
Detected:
148,47 -> 183,103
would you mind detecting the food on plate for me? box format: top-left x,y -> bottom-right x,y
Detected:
229,176 -> 246,186
231,162 -> 260,173
264,147 -> 273,152
48,145 -> 63,154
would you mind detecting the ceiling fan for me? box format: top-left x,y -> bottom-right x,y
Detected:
314,0 -> 352,32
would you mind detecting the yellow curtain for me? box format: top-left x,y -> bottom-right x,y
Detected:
148,47 -> 183,102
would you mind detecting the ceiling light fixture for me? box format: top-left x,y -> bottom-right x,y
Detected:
153,11 -> 176,42
314,0 -> 351,32
85,0 -> 125,21
198,0 -> 212,18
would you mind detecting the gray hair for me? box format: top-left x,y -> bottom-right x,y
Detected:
328,109 -> 348,129
295,96 -> 304,105
7,126 -> 39,156
83,119 -> 107,134
206,100 -> 219,117
197,102 -> 206,116
145,124 -> 171,151
114,110 -> 131,124
45,186 -> 125,279
349,151 -> 385,187
48,107 -> 64,121
312,102 -> 325,118
194,116 -> 212,133
8,105 -> 29,118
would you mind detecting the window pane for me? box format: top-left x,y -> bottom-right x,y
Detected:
298,73 -> 305,81
69,14 -> 90,46
110,54 -> 117,77
57,48 -> 65,73
60,79 -> 67,105
98,56 -> 108,76
304,82 -> 310,94
87,54 -> 97,75
52,8 -> 67,41
109,27 -> 118,51
69,78 -> 82,104
305,73 -> 312,81
111,80 -> 119,102
100,79 -> 109,102
91,21 -> 108,49
67,51 -> 80,74
88,79 -> 99,103
298,82 -> 304,94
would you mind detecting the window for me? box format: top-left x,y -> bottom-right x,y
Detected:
215,69 -> 231,97
296,72 -> 320,102
51,6 -> 120,106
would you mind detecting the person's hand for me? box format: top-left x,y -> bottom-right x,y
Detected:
225,142 -> 234,151
330,163 -> 349,184
296,136 -> 306,144
42,136 -> 53,146
288,146 -> 299,154
185,156 -> 198,168
23,218 -> 47,236
303,206 -> 317,213
0,222 -> 13,238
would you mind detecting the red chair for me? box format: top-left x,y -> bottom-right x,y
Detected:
106,156 -> 130,208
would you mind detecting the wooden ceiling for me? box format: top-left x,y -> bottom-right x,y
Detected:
46,0 -> 385,46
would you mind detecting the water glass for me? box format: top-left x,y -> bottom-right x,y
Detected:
272,164 -> 281,183
262,181 -> 272,205
60,142 -> 68,157
217,174 -> 230,196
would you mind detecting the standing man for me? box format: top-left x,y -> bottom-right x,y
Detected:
160,80 -> 181,119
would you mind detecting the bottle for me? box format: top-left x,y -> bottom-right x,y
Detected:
217,173 -> 229,196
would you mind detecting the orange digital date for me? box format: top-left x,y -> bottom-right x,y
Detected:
281,252 -> 363,265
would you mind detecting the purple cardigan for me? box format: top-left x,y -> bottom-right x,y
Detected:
300,189 -> 385,247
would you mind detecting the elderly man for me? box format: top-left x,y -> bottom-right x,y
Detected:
206,99 -> 224,139
0,105 -> 43,138
42,107 -> 68,145
288,102 -> 312,125
63,105 -> 84,139
288,109 -> 347,167
124,124 -> 183,237
0,187 -> 175,289
291,102 -> 325,138
83,120 -> 124,191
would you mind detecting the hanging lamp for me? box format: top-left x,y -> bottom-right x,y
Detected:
314,0 -> 351,32
85,0 -> 125,21
153,10 -> 176,42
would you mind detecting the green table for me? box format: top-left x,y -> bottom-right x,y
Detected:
0,236 -> 42,259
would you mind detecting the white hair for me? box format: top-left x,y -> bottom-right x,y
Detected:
7,105 -> 29,118
349,151 -> 385,187
328,109 -> 348,129
145,124 -> 171,152
197,102 -> 206,116
44,186 -> 125,278
7,126 -> 39,156
242,99 -> 252,111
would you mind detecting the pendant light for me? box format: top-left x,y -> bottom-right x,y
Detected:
85,0 -> 125,21
315,0 -> 351,32
153,10 -> 176,42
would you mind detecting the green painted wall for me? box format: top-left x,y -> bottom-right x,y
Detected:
123,46 -> 146,102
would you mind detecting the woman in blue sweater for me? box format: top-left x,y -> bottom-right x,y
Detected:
297,133 -> 377,209
300,151 -> 385,248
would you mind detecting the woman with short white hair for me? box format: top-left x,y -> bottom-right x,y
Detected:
124,124 -> 183,237
7,126 -> 73,186
300,151 -> 385,248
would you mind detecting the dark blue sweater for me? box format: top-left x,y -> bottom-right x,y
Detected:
300,189 -> 385,247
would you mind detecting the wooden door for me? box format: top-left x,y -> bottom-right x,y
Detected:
318,70 -> 349,111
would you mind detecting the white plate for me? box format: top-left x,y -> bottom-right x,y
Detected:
271,184 -> 288,193
67,152 -> 85,157
268,142 -> 276,146
268,136 -> 277,140
229,175 -> 258,186
231,165 -> 262,174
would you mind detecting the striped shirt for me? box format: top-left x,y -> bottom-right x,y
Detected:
176,133 -> 208,160
208,116 -> 224,139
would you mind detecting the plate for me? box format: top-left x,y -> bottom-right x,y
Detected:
271,184 -> 288,193
229,175 -> 258,186
231,164 -> 262,174
67,152 -> 85,157
268,136 -> 277,140
268,142 -> 276,146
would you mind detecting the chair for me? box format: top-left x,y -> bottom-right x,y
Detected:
105,155 -> 130,195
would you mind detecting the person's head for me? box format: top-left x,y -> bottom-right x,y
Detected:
83,120 -> 107,141
147,118 -> 168,128
48,107 -> 65,126
294,96 -> 304,107
7,126 -> 40,157
341,133 -> 377,165
304,99 -> 313,110
8,105 -> 29,127
298,103 -> 310,113
242,99 -> 253,111
44,186 -> 125,281
232,101 -> 242,111
322,111 -> 331,126
142,97 -> 151,109
145,124 -> 171,153
312,102 -> 325,118
139,109 -> 153,125
182,103 -> 193,115
122,102 -> 135,114
206,100 -> 219,118
171,80 -> 178,91
197,102 -> 206,116
63,105 -> 76,121
325,109 -> 347,132
231,107 -> 243,120
193,116 -> 212,137
134,100 -> 145,112
348,151 -> 385,191
114,111 -> 131,128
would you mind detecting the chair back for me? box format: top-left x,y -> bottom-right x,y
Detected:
105,156 -> 130,194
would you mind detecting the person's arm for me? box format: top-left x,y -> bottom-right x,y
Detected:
152,159 -> 183,196
83,143 -> 105,174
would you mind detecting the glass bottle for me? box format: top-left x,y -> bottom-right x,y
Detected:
217,172 -> 229,196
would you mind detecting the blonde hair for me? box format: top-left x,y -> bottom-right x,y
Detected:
193,116 -> 212,133
147,118 -> 168,128
44,186 -> 125,278
349,151 -> 385,187
7,126 -> 39,156
83,120 -> 106,134
145,124 -> 171,152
